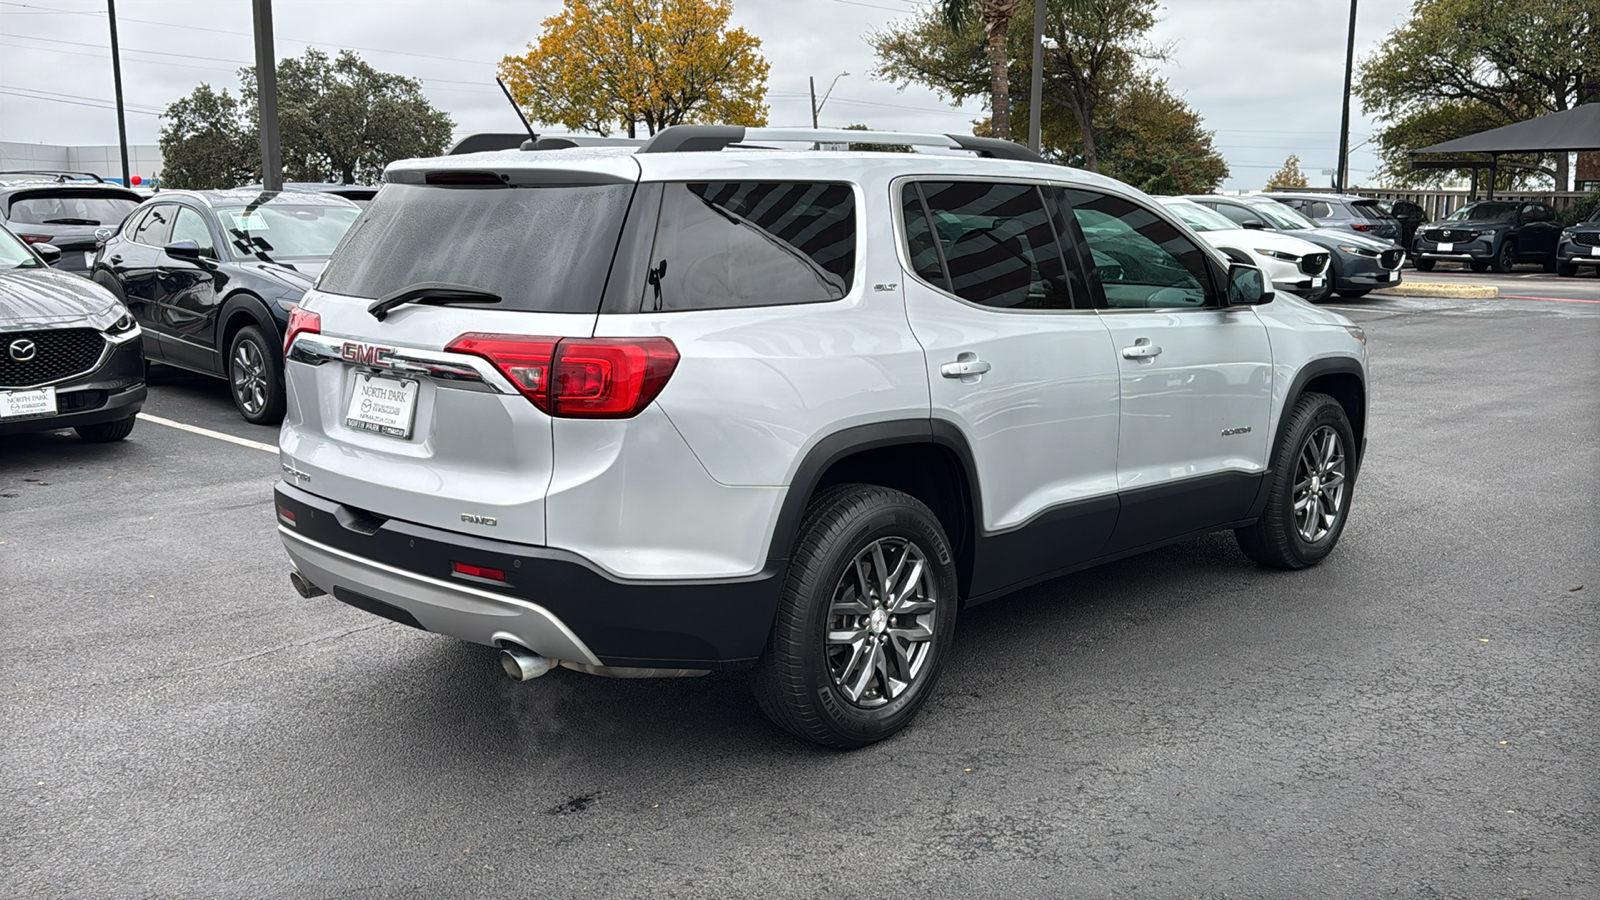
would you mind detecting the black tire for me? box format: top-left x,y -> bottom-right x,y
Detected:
1335,289 -> 1370,299
227,325 -> 285,425
1235,392 -> 1357,570
1556,261 -> 1578,277
1492,241 -> 1515,273
1469,260 -> 1490,273
75,416 -> 136,443
750,484 -> 959,749
1413,257 -> 1435,272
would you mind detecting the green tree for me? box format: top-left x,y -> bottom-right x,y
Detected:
245,49 -> 454,184
938,0 -> 1024,141
1356,0 -> 1600,189
157,83 -> 257,190
873,0 -> 1164,171
1266,153 -> 1310,189
499,0 -> 769,138
1095,76 -> 1229,194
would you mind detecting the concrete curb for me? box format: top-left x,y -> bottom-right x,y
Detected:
1374,281 -> 1499,299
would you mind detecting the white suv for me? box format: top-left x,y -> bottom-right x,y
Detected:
277,126 -> 1369,748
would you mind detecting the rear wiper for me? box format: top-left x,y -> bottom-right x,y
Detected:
368,282 -> 502,321
42,217 -> 99,225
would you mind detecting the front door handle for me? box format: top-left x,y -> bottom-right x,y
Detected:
108,254 -> 123,264
1121,338 -> 1162,360
940,357 -> 991,378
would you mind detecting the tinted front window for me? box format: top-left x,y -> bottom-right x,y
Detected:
645,182 -> 855,311
906,181 -> 1071,310
6,192 -> 139,227
131,205 -> 174,246
319,183 -> 634,313
1067,189 -> 1214,310
218,204 -> 359,259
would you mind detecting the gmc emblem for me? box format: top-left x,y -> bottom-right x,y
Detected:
341,342 -> 394,367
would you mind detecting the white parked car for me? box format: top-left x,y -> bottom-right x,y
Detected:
1158,198 -> 1331,299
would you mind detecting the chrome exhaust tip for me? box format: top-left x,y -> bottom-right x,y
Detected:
288,570 -> 326,599
500,644 -> 554,681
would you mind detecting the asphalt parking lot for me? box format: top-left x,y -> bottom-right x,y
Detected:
4,290 -> 1597,898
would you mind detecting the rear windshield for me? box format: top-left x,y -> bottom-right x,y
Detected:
318,182 -> 634,313
1349,200 -> 1392,221
7,192 -> 139,227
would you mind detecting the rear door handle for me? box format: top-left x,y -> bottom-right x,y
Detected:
940,358 -> 991,378
1121,339 -> 1162,360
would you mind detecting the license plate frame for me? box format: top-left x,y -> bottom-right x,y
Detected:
1591,247 -> 1600,257
344,373 -> 418,439
0,385 -> 58,420
1437,242 -> 1453,252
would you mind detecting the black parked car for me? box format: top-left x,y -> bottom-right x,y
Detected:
1556,205 -> 1600,277
1412,200 -> 1563,273
0,223 -> 146,441
92,189 -> 361,424
1383,200 -> 1429,251
1268,192 -> 1404,246
0,173 -> 142,278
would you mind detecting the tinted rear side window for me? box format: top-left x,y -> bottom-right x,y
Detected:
907,181 -> 1072,310
643,182 -> 855,311
318,182 -> 635,313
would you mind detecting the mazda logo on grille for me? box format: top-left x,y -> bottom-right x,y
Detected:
8,338 -> 36,362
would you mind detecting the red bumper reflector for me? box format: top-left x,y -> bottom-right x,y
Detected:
277,505 -> 297,525
452,561 -> 506,582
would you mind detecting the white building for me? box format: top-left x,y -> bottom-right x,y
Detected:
0,141 -> 164,186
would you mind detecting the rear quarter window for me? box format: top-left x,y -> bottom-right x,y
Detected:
641,181 -> 855,312
317,182 -> 637,314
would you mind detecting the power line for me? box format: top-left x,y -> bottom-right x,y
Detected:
0,87 -> 161,114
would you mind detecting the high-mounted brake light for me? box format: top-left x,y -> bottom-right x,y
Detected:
446,334 -> 679,419
284,306 -> 321,354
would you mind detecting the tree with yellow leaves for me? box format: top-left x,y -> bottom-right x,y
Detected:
499,0 -> 770,138
1266,154 -> 1311,190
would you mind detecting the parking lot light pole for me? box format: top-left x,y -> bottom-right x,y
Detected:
105,0 -> 131,187
1335,0 -> 1358,192
252,0 -> 282,192
1028,0 -> 1044,152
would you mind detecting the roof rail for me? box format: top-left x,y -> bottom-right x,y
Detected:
0,169 -> 108,183
634,125 -> 1049,164
519,135 -> 647,151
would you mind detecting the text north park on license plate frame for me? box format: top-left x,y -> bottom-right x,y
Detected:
344,373 -> 418,438
0,386 -> 58,419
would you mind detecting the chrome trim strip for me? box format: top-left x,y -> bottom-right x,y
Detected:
279,525 -> 603,666
288,333 -> 515,394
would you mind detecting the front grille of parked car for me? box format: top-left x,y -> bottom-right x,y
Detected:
0,328 -> 106,388
1424,228 -> 1476,243
1574,232 -> 1600,247
1380,249 -> 1404,269
1299,253 -> 1329,275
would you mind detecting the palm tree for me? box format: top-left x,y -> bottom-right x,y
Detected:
941,0 -> 1024,141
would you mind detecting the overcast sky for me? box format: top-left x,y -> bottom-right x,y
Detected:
0,0 -> 1409,191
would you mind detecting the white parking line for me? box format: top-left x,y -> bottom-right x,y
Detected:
137,413 -> 278,455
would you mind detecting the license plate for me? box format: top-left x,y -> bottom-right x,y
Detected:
1311,276 -> 1324,287
1438,242 -> 1453,252
1386,270 -> 1398,281
1591,247 -> 1600,256
83,251 -> 94,268
344,373 -> 418,438
0,386 -> 57,419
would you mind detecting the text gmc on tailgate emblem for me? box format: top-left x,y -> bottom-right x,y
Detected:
341,341 -> 394,367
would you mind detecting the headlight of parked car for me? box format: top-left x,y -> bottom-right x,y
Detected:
106,312 -> 137,334
1337,245 -> 1380,257
1254,248 -> 1300,261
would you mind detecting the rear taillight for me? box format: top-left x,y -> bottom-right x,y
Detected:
18,234 -> 50,244
284,306 -> 321,354
1351,223 -> 1379,231
446,334 -> 679,419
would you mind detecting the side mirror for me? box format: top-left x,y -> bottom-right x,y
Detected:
1227,263 -> 1273,306
34,243 -> 62,266
163,239 -> 202,261
1240,220 -> 1268,230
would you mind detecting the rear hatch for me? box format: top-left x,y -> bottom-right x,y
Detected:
1349,199 -> 1402,243
4,187 -> 141,272
281,156 -> 644,545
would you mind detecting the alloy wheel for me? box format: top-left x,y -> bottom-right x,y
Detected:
1292,425 -> 1347,543
825,537 -> 939,708
231,337 -> 268,416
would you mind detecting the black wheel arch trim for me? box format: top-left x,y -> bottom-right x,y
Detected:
1250,356 -> 1366,519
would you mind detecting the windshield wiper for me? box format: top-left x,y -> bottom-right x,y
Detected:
368,282 -> 502,321
42,217 -> 100,225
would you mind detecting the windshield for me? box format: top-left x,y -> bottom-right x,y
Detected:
219,204 -> 361,259
1447,202 -> 1518,223
0,227 -> 42,267
1246,200 -> 1316,230
7,192 -> 139,227
318,182 -> 636,313
1586,207 -> 1600,223
1160,199 -> 1239,232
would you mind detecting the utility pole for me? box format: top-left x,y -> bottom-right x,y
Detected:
810,76 -> 818,129
106,0 -> 131,187
252,0 -> 282,191
810,73 -> 848,129
1028,0 -> 1044,152
1335,0 -> 1358,192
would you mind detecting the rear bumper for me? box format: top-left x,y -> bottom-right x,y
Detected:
274,481 -> 783,670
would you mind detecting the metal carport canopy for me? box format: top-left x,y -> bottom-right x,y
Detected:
1411,104 -> 1600,155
